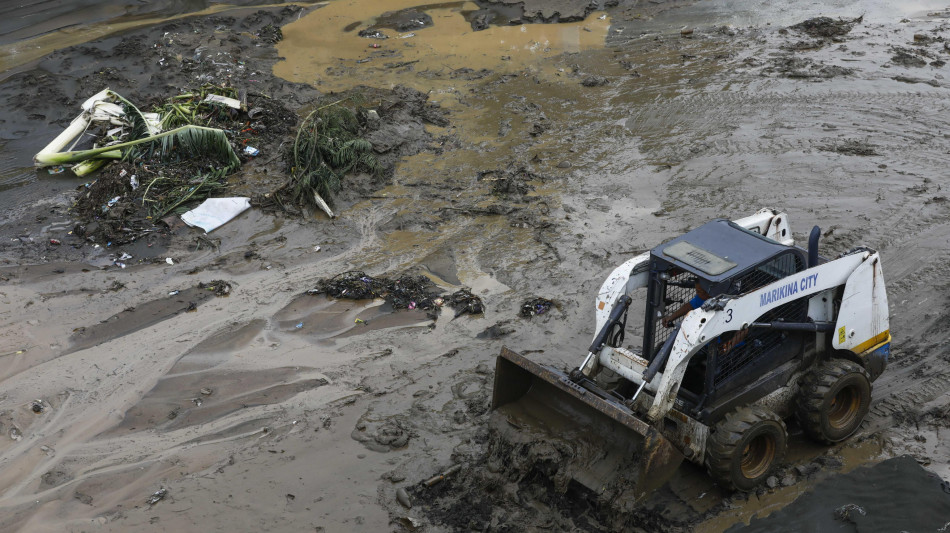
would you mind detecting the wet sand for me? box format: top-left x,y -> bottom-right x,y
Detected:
1,0 -> 950,531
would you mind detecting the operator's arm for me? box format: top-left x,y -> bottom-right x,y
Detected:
662,295 -> 705,327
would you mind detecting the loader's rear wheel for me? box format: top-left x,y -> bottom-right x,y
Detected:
705,407 -> 787,492
797,359 -> 871,444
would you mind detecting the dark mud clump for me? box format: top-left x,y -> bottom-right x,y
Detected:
407,426 -> 691,532
789,16 -> 862,39
766,57 -> 855,79
818,139 -> 880,156
352,416 -> 413,452
890,47 -> 929,67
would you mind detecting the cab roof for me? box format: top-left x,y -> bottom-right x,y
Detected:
652,219 -> 797,282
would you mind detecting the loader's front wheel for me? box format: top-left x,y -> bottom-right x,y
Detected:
705,407 -> 787,492
797,359 -> 871,444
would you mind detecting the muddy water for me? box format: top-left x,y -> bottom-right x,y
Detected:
0,0 -> 289,72
274,1 -> 609,94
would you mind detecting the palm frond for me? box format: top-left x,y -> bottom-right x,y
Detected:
286,100 -> 380,215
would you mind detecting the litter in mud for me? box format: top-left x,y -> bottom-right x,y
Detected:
198,280 -> 232,297
180,197 -> 252,233
146,487 -> 168,506
423,464 -> 462,487
396,487 -> 412,509
520,297 -> 554,318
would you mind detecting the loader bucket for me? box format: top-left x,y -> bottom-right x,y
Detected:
490,347 -> 684,506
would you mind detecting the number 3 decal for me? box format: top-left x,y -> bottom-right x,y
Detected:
725,309 -> 733,323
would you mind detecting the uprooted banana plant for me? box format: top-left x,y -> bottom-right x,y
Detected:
34,88 -> 241,218
286,101 -> 381,218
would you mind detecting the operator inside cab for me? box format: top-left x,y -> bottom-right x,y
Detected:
662,279 -> 746,355
662,280 -> 710,327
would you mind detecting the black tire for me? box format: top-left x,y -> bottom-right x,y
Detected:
705,406 -> 787,492
797,359 -> 871,444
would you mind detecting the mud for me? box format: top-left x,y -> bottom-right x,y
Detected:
2,0 -> 950,532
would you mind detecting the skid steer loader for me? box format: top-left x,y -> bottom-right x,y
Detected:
491,209 -> 890,503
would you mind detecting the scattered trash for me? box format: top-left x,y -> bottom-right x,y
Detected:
130,174 -> 139,190
433,297 -> 444,307
396,487 -> 412,509
243,146 -> 260,156
181,197 -> 252,233
834,503 -> 867,522
295,322 -> 304,329
446,288 -> 484,318
115,262 -> 127,269
169,290 -> 180,296
520,297 -> 554,318
423,464 -> 462,487
200,387 -> 213,396
107,196 -> 121,207
49,239 -> 61,245
146,488 -> 168,506
355,318 -> 366,325
48,166 -> 65,174
193,397 -> 203,406
398,516 -> 423,530
370,43 -> 381,49
166,257 -> 174,265
118,252 -> 133,260
400,33 -> 416,38
408,301 -> 417,310
203,93 -> 242,109
358,29 -> 388,39
30,400 -> 44,413
9,426 -> 21,441
198,280 -> 232,296
313,245 -> 321,252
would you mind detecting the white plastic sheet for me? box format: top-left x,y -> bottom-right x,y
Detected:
181,197 -> 251,233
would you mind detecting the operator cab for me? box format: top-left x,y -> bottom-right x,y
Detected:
643,219 -> 809,417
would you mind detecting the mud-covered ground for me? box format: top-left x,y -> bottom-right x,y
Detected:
1,1 -> 950,531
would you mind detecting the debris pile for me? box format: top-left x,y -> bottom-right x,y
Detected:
198,280 -> 232,297
308,271 -> 441,310
40,86 -> 297,245
445,289 -> 485,318
520,297 -> 554,318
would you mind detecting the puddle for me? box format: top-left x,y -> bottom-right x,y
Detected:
275,0 -> 610,97
696,436 -> 886,532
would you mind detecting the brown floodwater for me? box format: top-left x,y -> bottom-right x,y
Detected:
274,0 -> 609,96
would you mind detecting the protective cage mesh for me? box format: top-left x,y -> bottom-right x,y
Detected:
650,270 -> 697,358
650,252 -> 807,386
714,252 -> 806,386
